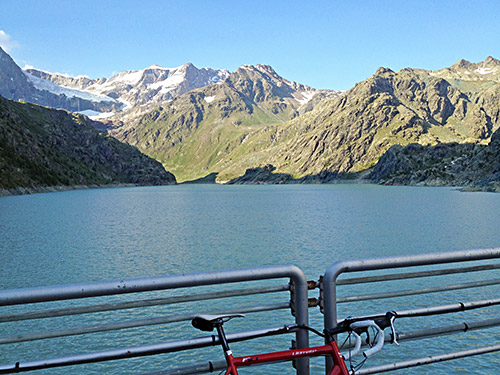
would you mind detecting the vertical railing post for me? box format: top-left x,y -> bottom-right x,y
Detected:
288,266 -> 310,375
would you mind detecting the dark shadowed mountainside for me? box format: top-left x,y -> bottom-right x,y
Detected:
0,95 -> 176,195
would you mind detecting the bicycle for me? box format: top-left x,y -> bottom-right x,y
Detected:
191,311 -> 397,374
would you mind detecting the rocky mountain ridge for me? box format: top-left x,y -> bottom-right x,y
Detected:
111,64 -> 341,182
370,126 -> 500,191
430,56 -> 500,83
26,62 -> 231,113
114,56 -> 500,185
0,47 -> 119,114
0,95 -> 176,194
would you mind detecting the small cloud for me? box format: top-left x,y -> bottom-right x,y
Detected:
23,64 -> 35,70
0,30 -> 19,53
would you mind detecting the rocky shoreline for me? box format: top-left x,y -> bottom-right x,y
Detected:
3,176 -> 499,198
0,183 -> 146,197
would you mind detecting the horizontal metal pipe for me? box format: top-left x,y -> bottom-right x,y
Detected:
138,360 -> 227,375
396,317 -> 500,342
0,325 -> 299,374
0,285 -> 289,323
336,297 -> 500,324
338,278 -> 500,303
0,302 -> 290,345
0,265 -> 303,306
337,263 -> 500,285
354,344 -> 500,374
396,297 -> 500,318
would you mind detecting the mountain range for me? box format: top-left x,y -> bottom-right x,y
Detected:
25,62 -> 231,120
0,47 -> 120,114
110,64 -> 339,181
109,55 -> 500,187
1,45 -> 499,191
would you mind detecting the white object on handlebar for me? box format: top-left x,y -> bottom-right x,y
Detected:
342,331 -> 361,361
349,320 -> 385,358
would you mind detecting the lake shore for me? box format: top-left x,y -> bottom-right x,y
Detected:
2,180 -> 499,198
0,183 -> 141,197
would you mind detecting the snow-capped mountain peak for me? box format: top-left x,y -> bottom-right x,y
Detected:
78,62 -> 230,107
21,61 -> 231,119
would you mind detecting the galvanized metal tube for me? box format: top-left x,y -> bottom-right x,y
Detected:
337,263 -> 500,285
0,285 -> 290,323
337,278 -> 500,304
396,297 -> 500,318
322,247 -> 500,372
138,360 -> 227,375
0,325 -> 299,374
0,302 -> 291,345
353,344 -> 500,374
0,265 -> 302,306
396,317 -> 500,342
334,297 -> 500,324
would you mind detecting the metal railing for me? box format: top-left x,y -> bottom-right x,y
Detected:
321,247 -> 500,374
0,265 -> 310,375
1,248 -> 500,375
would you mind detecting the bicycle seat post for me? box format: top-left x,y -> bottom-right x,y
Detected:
214,320 -> 232,356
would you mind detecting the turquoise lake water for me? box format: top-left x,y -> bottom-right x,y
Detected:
0,184 -> 499,374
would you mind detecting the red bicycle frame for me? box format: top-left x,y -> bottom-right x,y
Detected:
222,340 -> 349,375
193,312 -> 394,374
192,314 -> 352,375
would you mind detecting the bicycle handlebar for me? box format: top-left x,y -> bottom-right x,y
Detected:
347,320 -> 385,358
342,331 -> 362,361
331,311 -> 397,362
330,311 -> 397,343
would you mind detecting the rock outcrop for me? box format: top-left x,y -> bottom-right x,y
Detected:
370,127 -> 500,191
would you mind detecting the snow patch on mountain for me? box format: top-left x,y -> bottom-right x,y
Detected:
475,67 -> 497,75
24,71 -> 117,103
77,110 -> 116,120
294,91 -> 316,105
147,68 -> 185,93
118,98 -> 133,110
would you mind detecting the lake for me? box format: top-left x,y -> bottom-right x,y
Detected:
0,184 -> 499,374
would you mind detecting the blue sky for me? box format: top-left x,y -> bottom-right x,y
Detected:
1,0 -> 499,90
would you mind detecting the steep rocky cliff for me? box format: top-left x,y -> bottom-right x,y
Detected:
0,95 -> 176,193
370,127 -> 500,191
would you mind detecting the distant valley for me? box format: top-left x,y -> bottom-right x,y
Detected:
1,46 -> 499,192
